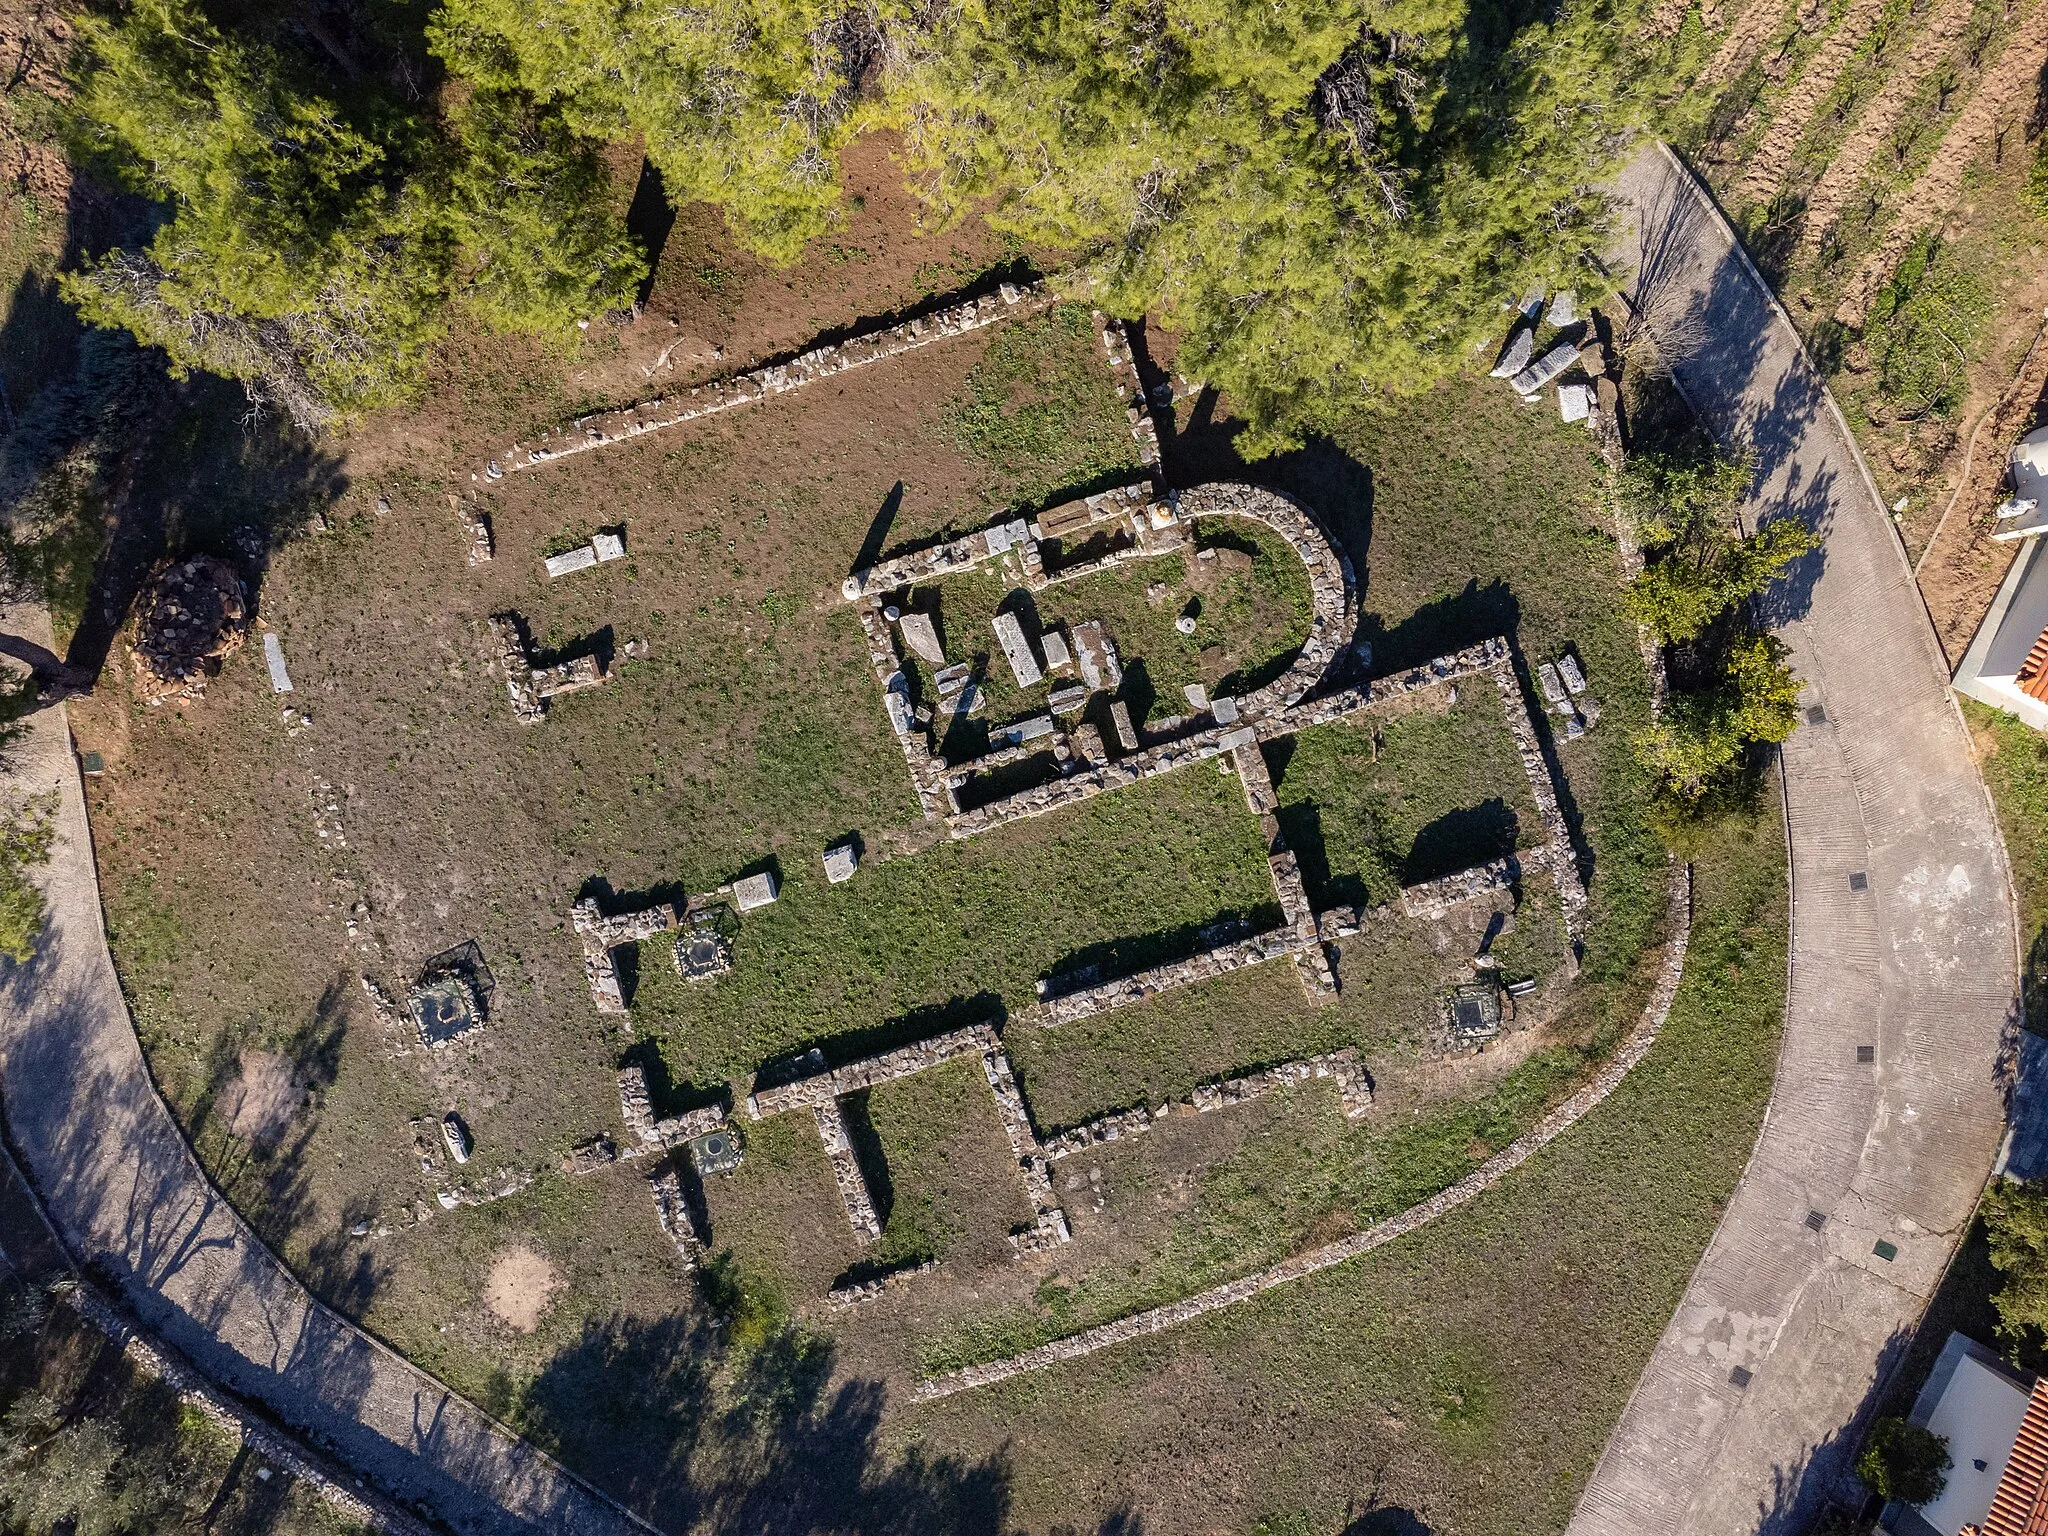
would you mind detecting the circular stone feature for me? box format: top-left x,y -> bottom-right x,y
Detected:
128,554 -> 248,704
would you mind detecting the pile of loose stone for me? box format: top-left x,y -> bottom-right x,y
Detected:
128,554 -> 249,705
1488,286 -> 1621,448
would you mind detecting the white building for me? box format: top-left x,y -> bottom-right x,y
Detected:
1892,1332 -> 2039,1536
1953,427 -> 2048,731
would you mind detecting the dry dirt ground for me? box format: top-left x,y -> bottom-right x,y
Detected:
483,1243 -> 563,1333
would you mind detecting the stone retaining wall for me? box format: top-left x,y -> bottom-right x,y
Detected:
482,283 -> 1054,480
914,861 -> 1693,1401
63,1287 -> 437,1536
1400,857 -> 1521,920
1041,1048 -> 1372,1161
1487,658 -> 1589,947
812,1099 -> 884,1243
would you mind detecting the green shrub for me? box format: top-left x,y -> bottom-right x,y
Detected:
1856,1417 -> 1950,1505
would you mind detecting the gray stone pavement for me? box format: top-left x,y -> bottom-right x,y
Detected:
0,599 -> 649,1536
1566,145 -> 2019,1535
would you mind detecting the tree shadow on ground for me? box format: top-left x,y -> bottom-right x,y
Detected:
0,171 -> 346,691
520,1310 -> 1014,1535
1403,800 -> 1521,886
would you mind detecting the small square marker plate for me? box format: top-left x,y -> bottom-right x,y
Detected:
1849,872 -> 1869,891
1730,1366 -> 1753,1388
1874,1240 -> 1898,1262
1805,1210 -> 1827,1232
1857,1045 -> 1875,1064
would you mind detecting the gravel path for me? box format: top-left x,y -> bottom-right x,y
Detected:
1567,144 -> 2018,1536
0,599 -> 650,1536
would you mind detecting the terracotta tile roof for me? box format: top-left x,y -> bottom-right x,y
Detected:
1986,1377 -> 2048,1536
2016,626 -> 2048,704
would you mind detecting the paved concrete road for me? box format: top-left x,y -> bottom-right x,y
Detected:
1568,146 -> 2019,1535
0,600 -> 648,1536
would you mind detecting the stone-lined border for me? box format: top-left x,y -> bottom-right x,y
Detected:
913,859 -> 1692,1400
477,283 -> 1055,480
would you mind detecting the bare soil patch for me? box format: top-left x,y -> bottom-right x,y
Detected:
1732,0 -> 1895,204
483,1244 -> 562,1332
1836,0 -> 2048,322
1793,0 -> 1984,254
222,1050 -> 303,1148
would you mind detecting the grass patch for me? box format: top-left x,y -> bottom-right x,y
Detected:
946,303 -> 1143,509
1964,700 -> 2048,1026
632,767 -> 1280,1085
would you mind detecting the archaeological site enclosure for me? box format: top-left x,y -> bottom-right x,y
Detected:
67,229 -> 1745,1533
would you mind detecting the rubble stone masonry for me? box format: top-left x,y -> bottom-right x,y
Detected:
483,283 -> 1054,480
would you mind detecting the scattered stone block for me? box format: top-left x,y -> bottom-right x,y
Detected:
1558,383 -> 1593,423
1519,285 -> 1546,321
545,545 -> 599,579
934,662 -> 972,698
1557,654 -> 1588,694
1049,685 -> 1089,716
1184,682 -> 1209,711
732,871 -> 779,911
899,611 -> 944,665
1510,343 -> 1581,397
563,1135 -> 618,1175
1109,699 -> 1139,751
262,632 -> 293,693
1490,327 -> 1534,379
1537,662 -> 1570,709
592,531 -> 626,562
1040,629 -> 1072,670
992,611 -> 1043,688
1011,714 -> 1056,745
441,1113 -> 473,1165
823,843 -> 858,884
1548,289 -> 1578,327
1212,695 -> 1240,724
1071,621 -> 1122,689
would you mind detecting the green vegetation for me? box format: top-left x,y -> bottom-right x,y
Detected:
0,1282 -> 369,1535
1984,1179 -> 2048,1348
919,1038 -> 1596,1374
51,0 -> 1712,447
1858,232 -> 1992,425
63,0 -> 641,430
632,768 -> 1282,1085
0,796 -> 55,966
945,303 -> 1143,509
1620,442 -> 1812,809
1964,702 -> 2048,1024
1856,1418 -> 1952,1506
915,792 -> 1786,1534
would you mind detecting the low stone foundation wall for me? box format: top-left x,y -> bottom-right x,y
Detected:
1042,1048 -> 1372,1161
1400,857 -> 1521,920
1487,658 -> 1589,946
915,861 -> 1693,1401
813,1098 -> 884,1243
571,898 -> 676,1016
483,282 -> 1054,480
